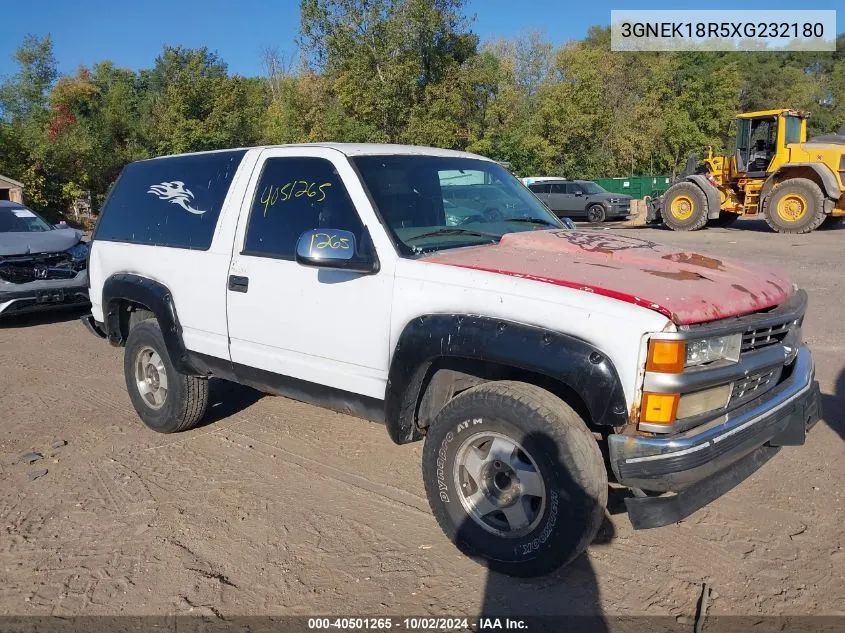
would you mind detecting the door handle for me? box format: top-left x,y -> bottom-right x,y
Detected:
228,275 -> 249,293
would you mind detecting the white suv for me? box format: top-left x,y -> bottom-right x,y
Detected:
83,144 -> 820,576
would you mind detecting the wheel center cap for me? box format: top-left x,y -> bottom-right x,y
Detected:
144,364 -> 160,390
483,461 -> 519,505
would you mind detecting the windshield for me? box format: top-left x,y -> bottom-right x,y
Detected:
0,207 -> 53,233
352,155 -> 565,254
580,182 -> 606,194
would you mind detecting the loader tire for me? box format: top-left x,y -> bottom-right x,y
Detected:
661,182 -> 709,231
764,178 -> 826,234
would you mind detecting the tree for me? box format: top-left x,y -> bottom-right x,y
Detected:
2,16 -> 844,218
297,0 -> 477,142
0,34 -> 57,121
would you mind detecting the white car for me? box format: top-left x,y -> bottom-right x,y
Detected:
82,144 -> 820,576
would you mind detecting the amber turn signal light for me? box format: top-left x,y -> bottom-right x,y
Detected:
646,340 -> 686,373
640,392 -> 680,425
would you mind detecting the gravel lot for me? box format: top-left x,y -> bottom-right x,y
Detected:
1,218 -> 843,623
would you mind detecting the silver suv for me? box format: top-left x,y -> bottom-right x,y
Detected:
528,179 -> 632,222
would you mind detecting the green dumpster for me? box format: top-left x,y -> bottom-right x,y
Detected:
594,176 -> 672,199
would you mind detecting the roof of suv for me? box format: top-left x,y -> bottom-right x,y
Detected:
145,143 -> 491,162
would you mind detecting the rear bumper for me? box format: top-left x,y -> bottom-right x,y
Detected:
0,271 -> 89,316
609,345 -> 820,527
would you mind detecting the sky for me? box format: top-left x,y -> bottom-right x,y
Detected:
0,0 -> 842,79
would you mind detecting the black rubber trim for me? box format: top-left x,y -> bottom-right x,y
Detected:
101,274 -> 195,375
625,443 -> 782,529
385,314 -> 628,444
186,351 -> 385,423
80,314 -> 107,339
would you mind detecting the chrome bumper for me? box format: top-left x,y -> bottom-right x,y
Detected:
609,345 -> 819,495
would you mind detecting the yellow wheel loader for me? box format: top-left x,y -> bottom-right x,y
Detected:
652,110 -> 845,234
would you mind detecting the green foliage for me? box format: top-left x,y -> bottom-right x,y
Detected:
1,15 -> 844,216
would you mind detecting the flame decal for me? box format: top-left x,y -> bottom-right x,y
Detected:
147,181 -> 206,215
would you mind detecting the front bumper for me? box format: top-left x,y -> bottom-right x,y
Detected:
609,345 -> 820,528
0,270 -> 89,317
606,201 -> 632,217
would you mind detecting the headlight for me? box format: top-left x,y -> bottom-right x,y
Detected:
685,334 -> 741,367
646,333 -> 742,373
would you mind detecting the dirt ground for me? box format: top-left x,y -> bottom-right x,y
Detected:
1,218 -> 844,624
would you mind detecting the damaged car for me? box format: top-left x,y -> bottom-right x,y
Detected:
0,200 -> 89,317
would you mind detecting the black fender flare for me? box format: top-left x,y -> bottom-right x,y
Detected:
760,163 -> 841,213
101,273 -> 196,375
685,174 -> 722,219
384,315 -> 629,444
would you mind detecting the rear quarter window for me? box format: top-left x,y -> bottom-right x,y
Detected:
95,150 -> 247,249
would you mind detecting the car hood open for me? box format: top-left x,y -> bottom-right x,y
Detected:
0,228 -> 83,257
423,230 -> 793,325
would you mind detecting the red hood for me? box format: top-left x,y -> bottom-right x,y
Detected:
423,230 -> 792,325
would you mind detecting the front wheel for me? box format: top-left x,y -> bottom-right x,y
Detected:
586,204 -> 607,223
124,319 -> 209,433
661,181 -> 709,231
422,381 -> 607,577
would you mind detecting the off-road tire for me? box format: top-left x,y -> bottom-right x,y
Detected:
709,212 -> 740,228
124,319 -> 209,433
662,181 -> 709,231
764,178 -> 826,234
422,381 -> 607,577
586,204 -> 607,223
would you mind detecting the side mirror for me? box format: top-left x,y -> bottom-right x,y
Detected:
295,229 -> 378,274
574,190 -> 584,197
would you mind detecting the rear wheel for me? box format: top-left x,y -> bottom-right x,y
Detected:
661,182 -> 709,231
422,381 -> 607,577
124,320 -> 209,433
586,204 -> 606,223
764,178 -> 826,234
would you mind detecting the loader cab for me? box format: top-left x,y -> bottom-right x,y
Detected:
734,109 -> 808,176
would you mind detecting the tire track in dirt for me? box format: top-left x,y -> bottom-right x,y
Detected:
217,429 -> 431,516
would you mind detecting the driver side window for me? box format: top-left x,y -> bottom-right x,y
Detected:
243,157 -> 366,259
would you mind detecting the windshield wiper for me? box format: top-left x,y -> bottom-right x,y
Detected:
407,227 -> 503,241
504,217 -> 561,227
